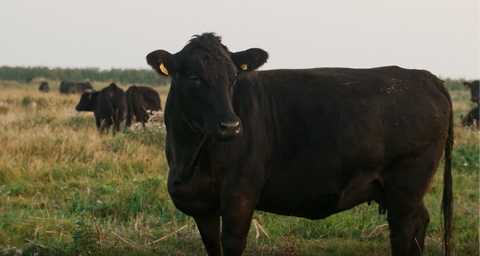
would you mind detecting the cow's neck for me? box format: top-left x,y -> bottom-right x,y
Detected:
165,98 -> 208,183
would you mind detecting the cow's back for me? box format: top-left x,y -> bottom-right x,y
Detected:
129,86 -> 161,110
142,87 -> 161,110
258,67 -> 450,153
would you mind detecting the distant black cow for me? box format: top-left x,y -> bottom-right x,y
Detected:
60,80 -> 93,94
38,82 -> 49,92
462,106 -> 479,128
147,33 -> 453,256
463,80 -> 479,105
125,85 -> 162,128
75,83 -> 126,133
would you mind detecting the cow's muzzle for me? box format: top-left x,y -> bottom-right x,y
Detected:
217,120 -> 242,141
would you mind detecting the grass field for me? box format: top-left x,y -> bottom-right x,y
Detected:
0,80 -> 478,256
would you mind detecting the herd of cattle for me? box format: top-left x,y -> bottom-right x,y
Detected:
38,80 -> 162,132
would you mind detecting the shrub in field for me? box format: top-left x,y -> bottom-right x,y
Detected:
127,110 -> 166,148
21,96 -> 32,108
128,110 -> 165,133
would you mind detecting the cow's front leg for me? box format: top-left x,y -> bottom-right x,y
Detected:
194,215 -> 222,256
221,194 -> 257,256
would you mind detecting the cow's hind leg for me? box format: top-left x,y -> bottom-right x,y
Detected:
387,199 -> 429,256
385,163 -> 438,255
194,215 -> 222,256
113,115 -> 121,134
413,203 -> 430,254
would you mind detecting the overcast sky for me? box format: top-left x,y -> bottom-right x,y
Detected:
0,0 -> 478,79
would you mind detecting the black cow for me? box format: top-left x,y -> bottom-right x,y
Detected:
463,80 -> 479,105
461,106 -> 479,128
125,85 -> 162,128
60,80 -> 93,94
75,83 -> 126,133
147,33 -> 453,256
38,82 -> 49,92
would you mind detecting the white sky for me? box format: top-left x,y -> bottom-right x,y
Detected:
0,0 -> 478,79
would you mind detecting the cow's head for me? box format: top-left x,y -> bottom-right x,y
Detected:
147,33 -> 268,141
464,81 -> 479,104
75,91 -> 99,111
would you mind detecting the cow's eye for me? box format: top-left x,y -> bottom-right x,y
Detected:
190,75 -> 199,82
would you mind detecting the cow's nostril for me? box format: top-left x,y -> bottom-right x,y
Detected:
234,125 -> 241,134
219,121 -> 239,129
219,121 -> 240,134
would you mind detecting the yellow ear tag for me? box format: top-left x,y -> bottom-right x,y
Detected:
240,63 -> 248,71
159,63 -> 169,75
88,94 -> 91,100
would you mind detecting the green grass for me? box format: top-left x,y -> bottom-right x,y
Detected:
0,81 -> 478,255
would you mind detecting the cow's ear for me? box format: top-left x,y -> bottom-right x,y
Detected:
146,50 -> 176,76
463,82 -> 471,88
231,48 -> 268,72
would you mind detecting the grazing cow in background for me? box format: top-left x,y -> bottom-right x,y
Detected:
461,106 -> 479,128
147,33 -> 453,256
60,80 -> 93,94
463,80 -> 479,105
75,83 -> 126,133
125,85 -> 162,128
38,82 -> 49,92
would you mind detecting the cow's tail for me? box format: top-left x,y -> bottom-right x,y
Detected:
441,88 -> 454,256
126,88 -> 134,127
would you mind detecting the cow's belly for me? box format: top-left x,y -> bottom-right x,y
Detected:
256,190 -> 342,220
255,170 -> 383,220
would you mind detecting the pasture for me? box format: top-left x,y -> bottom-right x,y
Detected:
0,79 -> 478,255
